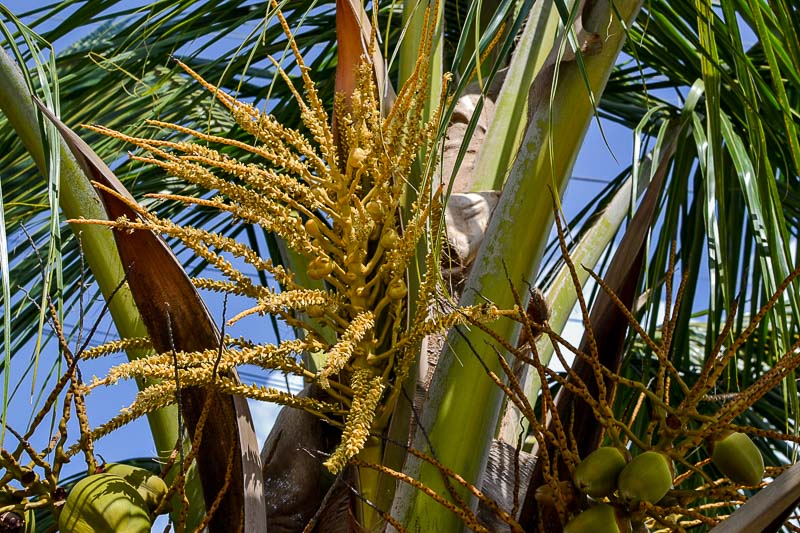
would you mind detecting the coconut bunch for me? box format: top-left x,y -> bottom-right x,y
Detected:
0,290 -> 178,533
71,3 -> 502,477
0,414 -> 49,532
0,296 -> 96,533
502,240 -> 800,531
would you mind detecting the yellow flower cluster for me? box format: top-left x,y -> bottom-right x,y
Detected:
78,3 -> 500,473
325,367 -> 385,473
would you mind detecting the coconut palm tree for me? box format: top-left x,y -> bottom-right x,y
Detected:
0,0 -> 798,531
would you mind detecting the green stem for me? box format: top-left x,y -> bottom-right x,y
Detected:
391,0 -> 644,528
469,0 -> 574,192
355,438 -> 384,530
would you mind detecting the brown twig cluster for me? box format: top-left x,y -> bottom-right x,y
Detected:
467,209 -> 800,531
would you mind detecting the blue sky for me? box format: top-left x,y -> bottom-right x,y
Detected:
0,0 -> 644,485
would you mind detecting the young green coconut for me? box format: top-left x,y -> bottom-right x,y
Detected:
58,473 -> 152,533
710,432 -> 765,486
564,503 -> 631,533
573,446 -> 629,498
617,451 -> 674,505
100,463 -> 169,513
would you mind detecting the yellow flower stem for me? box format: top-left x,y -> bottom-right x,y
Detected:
362,245 -> 386,277
320,386 -> 353,407
363,270 -> 388,292
371,294 -> 394,323
321,274 -> 348,296
317,224 -> 346,249
322,314 -> 352,334
366,347 -> 393,367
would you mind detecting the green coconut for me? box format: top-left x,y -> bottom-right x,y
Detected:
58,473 -> 152,533
711,432 -> 764,486
574,446 -> 628,498
617,451 -> 673,505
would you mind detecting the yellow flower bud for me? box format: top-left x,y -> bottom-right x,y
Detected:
347,147 -> 368,169
388,279 -> 407,300
380,228 -> 399,249
304,218 -> 322,238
